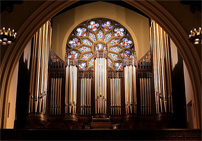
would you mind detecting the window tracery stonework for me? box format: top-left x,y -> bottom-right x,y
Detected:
66,18 -> 134,70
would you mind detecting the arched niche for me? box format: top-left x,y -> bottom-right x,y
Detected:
0,1 -> 201,129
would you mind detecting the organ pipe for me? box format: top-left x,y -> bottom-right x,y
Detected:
80,78 -> 92,115
124,65 -> 136,114
151,20 -> 173,114
95,58 -> 107,114
28,21 -> 52,114
110,78 -> 121,115
50,77 -> 62,115
139,75 -> 152,115
65,65 -> 78,114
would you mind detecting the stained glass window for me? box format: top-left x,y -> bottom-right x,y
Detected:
81,53 -> 92,60
102,21 -> 113,31
88,21 -> 99,31
109,53 -> 119,60
108,39 -> 119,45
79,62 -> 86,70
121,50 -> 133,59
114,28 -> 125,37
104,32 -> 112,41
120,38 -> 132,48
68,50 -> 80,59
69,38 -> 80,48
89,32 -> 96,42
89,58 -> 94,67
108,59 -> 112,67
67,18 -> 134,70
95,43 -> 106,50
114,62 -> 123,71
97,30 -> 103,40
76,28 -> 87,37
82,39 -> 92,46
110,46 -> 122,52
79,46 -> 91,52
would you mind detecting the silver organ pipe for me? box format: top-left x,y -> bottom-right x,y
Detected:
151,20 -> 173,114
133,66 -> 137,113
95,59 -> 98,114
73,66 -> 77,114
139,75 -> 152,115
124,67 -> 128,114
110,78 -> 121,115
65,65 -> 78,114
80,79 -> 83,115
64,60 -> 77,114
55,78 -> 57,115
34,27 -> 42,113
140,78 -> 143,115
50,77 -> 62,116
28,21 -> 51,114
69,66 -> 72,113
50,78 -> 53,115
65,66 -> 69,113
124,65 -> 137,114
95,58 -> 107,114
80,78 -> 92,115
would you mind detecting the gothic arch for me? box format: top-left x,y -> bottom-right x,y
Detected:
0,1 -> 201,128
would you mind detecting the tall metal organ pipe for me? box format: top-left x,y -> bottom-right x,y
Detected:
95,58 -> 107,114
124,65 -> 137,114
28,21 -> 52,114
150,20 -> 173,114
65,65 -> 78,114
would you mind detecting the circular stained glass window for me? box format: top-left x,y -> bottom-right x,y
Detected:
66,18 -> 134,70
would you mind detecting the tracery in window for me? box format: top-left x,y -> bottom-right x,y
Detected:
66,18 -> 134,70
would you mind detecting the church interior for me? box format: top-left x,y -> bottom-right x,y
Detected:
0,1 -> 201,140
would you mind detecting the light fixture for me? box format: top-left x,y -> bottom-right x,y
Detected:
189,27 -> 201,44
0,27 -> 17,45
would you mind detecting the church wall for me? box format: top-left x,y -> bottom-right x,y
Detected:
5,40 -> 32,129
183,61 -> 197,129
51,2 -> 150,60
5,63 -> 19,129
170,39 -> 197,129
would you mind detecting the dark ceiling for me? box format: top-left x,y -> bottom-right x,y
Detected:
180,0 -> 201,13
0,1 -> 23,13
52,1 -> 150,19
1,1 -> 200,17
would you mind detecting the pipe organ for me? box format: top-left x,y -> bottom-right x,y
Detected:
94,50 -> 107,115
123,59 -> 137,114
80,78 -> 92,115
26,49 -> 175,129
150,20 -> 173,114
137,52 -> 153,116
49,50 -> 65,116
108,72 -> 122,115
28,21 -> 52,116
50,78 -> 62,115
138,74 -> 152,115
25,19 -> 175,129
110,78 -> 121,115
79,71 -> 93,115
65,58 -> 78,115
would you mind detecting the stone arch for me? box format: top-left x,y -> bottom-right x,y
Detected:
0,1 -> 200,128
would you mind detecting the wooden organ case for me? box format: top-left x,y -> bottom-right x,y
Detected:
25,48 -> 176,129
